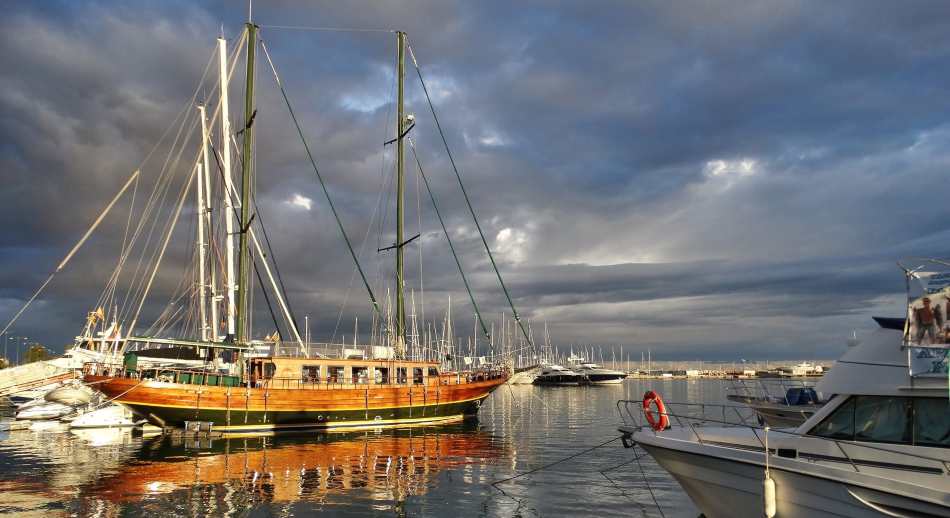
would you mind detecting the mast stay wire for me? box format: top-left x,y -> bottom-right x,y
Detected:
331,56 -> 397,346
259,36 -> 380,316
0,170 -> 142,338
408,138 -> 489,340
205,139 -> 288,344
115,37 -> 235,329
405,39 -> 533,348
227,123 -> 302,343
259,25 -> 394,34
94,41 -> 221,325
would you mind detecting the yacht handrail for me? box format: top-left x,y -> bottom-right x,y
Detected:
616,399 -> 950,474
726,378 -> 819,405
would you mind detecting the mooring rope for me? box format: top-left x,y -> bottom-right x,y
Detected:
490,435 -> 623,487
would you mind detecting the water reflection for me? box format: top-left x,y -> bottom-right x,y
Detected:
1,382 -> 721,517
78,424 -> 504,514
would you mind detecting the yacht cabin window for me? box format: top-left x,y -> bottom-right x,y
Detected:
413,367 -> 424,384
301,365 -> 320,383
327,366 -> 345,383
915,398 -> 950,447
353,366 -> 369,384
396,367 -> 408,384
428,367 -> 439,377
809,396 -> 949,447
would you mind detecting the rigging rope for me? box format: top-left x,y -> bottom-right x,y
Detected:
127,165 -> 197,337
259,37 -> 380,316
259,25 -> 394,33
490,435 -> 622,487
408,138 -> 490,340
0,170 -> 142,338
206,139 -> 291,344
406,39 -> 533,348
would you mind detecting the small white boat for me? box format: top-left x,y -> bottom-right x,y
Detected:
7,381 -> 66,406
44,381 -> 94,406
69,404 -> 142,429
15,400 -> 75,421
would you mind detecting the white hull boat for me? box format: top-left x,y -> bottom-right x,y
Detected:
618,325 -> 950,518
533,365 -> 585,386
568,361 -> 626,384
507,366 -> 541,385
7,382 -> 67,406
15,400 -> 75,421
69,405 -> 142,429
44,382 -> 94,407
634,426 -> 949,518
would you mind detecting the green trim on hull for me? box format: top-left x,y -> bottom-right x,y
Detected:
123,397 -> 487,431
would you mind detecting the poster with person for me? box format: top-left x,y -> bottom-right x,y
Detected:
905,266 -> 950,377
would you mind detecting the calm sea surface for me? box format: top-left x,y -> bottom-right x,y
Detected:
0,379 -> 728,517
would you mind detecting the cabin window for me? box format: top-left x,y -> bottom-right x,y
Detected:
809,397 -> 854,440
914,398 -> 950,447
328,366 -> 345,383
413,367 -> 424,385
396,367 -> 408,384
428,367 -> 439,378
353,366 -> 369,384
302,365 -> 321,383
263,362 -> 276,379
853,396 -> 912,444
810,396 -> 950,447
375,367 -> 390,384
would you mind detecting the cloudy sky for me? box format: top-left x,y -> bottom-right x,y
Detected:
3,0 -> 950,361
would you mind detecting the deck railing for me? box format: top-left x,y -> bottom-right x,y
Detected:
83,362 -> 506,390
616,399 -> 950,476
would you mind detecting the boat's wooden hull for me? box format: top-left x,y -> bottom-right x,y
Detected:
85,374 -> 506,431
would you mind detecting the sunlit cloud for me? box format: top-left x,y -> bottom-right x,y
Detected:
495,227 -> 528,263
704,158 -> 757,178
285,193 -> 312,211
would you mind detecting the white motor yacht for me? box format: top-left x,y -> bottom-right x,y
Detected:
533,365 -> 586,386
572,362 -> 627,384
618,326 -> 949,518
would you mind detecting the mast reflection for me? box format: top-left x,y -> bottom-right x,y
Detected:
86,423 -> 504,509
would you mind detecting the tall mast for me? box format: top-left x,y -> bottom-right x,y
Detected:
199,105 -> 219,342
218,36 -> 237,340
196,105 -> 211,342
395,30 -> 407,357
236,22 -> 257,343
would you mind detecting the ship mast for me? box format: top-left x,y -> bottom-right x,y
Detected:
236,22 -> 257,344
218,36 -> 237,340
395,31 -> 407,358
196,105 -> 211,342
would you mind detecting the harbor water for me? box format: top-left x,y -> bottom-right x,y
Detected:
0,379 -> 732,517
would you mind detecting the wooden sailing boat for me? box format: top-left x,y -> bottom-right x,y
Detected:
84,24 -> 509,432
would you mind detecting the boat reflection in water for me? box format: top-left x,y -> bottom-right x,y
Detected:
84,423 -> 504,512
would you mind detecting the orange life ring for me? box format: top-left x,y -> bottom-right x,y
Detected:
642,390 -> 670,431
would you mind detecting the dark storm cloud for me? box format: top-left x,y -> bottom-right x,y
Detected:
3,0 -> 950,360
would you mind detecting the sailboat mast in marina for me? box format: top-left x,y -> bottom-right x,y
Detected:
80,22 -> 510,432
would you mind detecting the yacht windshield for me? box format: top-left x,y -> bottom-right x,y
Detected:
810,396 -> 949,447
